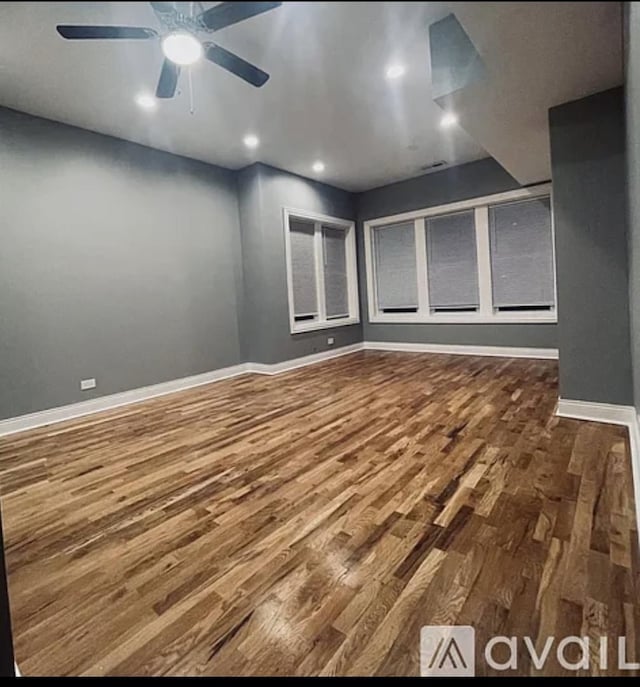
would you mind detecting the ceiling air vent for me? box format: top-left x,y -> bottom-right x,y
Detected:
421,160 -> 448,172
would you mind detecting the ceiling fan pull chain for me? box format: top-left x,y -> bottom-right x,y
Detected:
188,66 -> 195,115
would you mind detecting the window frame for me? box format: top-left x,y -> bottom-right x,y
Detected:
363,183 -> 557,324
283,207 -> 360,334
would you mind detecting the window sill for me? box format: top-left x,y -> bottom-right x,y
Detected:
368,313 -> 557,325
291,317 -> 360,334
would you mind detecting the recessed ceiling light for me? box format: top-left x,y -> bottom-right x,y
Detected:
385,63 -> 406,80
440,112 -> 459,128
312,161 -> 325,173
135,93 -> 157,110
243,134 -> 260,149
161,31 -> 203,66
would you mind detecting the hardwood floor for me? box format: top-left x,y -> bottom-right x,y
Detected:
0,351 -> 637,676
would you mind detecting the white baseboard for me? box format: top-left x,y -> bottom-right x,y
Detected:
0,341 -> 561,438
363,340 -> 559,359
555,398 -> 637,426
247,343 -> 364,375
0,363 -> 251,438
628,414 -> 640,543
0,346 -> 364,437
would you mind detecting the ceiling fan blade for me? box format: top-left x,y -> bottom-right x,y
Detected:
156,59 -> 181,98
204,43 -> 269,87
198,2 -> 281,32
56,25 -> 158,40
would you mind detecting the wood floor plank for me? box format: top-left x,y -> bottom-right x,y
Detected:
0,351 -> 637,676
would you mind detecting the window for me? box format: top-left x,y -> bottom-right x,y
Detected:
489,197 -> 555,312
290,219 -> 317,320
284,209 -> 359,333
363,184 -> 556,324
322,226 -> 349,319
373,222 -> 418,313
426,210 -> 479,312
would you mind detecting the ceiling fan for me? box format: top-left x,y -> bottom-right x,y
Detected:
56,2 -> 282,99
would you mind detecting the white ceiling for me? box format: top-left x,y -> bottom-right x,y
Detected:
0,2 -> 624,191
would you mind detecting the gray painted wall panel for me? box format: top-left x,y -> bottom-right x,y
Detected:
549,88 -> 633,405
627,4 -> 640,414
429,14 -> 487,101
237,164 -> 265,364
0,107 -> 244,420
363,323 -> 557,348
239,164 -> 362,364
355,158 -> 558,348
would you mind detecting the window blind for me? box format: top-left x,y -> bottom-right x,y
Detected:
489,197 -> 555,309
426,210 -> 479,310
322,226 -> 348,319
373,222 -> 418,311
289,218 -> 317,318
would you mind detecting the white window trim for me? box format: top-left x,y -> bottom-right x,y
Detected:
363,183 -> 557,325
283,207 -> 360,334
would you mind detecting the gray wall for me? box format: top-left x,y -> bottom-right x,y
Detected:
9,90 -> 631,420
429,13 -> 487,101
238,163 -> 362,364
355,158 -> 558,348
549,87 -> 633,405
0,107 -> 244,420
627,4 -> 640,415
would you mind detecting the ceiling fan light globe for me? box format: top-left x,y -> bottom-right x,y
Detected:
161,31 -> 203,66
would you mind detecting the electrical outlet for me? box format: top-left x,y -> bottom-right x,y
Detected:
327,337 -> 335,346
80,378 -> 96,391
